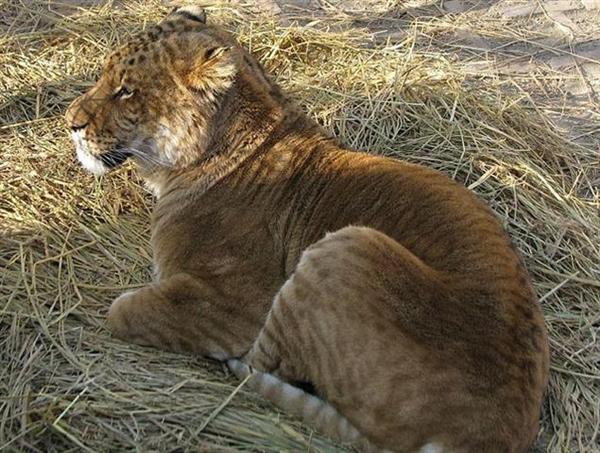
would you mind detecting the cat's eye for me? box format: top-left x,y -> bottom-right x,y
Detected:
113,86 -> 134,100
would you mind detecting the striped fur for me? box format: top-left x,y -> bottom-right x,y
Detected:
65,7 -> 550,452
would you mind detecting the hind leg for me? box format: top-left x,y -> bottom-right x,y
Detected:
240,226 -> 447,450
244,225 -> 439,376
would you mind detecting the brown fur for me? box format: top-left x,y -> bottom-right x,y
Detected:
65,7 -> 549,452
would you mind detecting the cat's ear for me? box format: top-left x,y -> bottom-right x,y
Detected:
186,45 -> 236,94
168,6 -> 207,24
204,46 -> 230,61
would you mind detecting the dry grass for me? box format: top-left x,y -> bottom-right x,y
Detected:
1,0 -> 599,451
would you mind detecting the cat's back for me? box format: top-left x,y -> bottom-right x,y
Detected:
276,145 -> 520,275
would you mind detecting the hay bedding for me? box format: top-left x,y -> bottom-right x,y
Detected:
1,1 -> 598,451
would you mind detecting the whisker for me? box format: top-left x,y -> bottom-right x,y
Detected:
119,146 -> 172,167
131,149 -> 170,166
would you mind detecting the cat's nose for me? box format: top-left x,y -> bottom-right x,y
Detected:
65,95 -> 90,132
71,122 -> 88,132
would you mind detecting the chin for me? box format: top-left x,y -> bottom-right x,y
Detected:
76,146 -> 109,175
72,130 -> 109,175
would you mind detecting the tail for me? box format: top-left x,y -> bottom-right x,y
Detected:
227,359 -> 381,452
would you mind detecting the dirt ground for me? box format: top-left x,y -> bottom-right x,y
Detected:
266,0 -> 600,143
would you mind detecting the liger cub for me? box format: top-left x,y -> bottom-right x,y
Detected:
65,6 -> 549,452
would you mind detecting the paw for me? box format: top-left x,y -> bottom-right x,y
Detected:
227,359 -> 253,379
107,290 -> 138,339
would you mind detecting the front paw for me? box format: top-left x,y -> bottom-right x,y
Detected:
107,290 -> 138,341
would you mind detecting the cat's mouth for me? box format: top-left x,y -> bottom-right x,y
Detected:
99,148 -> 132,169
72,130 -> 131,175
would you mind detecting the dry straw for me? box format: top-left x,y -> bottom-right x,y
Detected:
1,1 -> 598,451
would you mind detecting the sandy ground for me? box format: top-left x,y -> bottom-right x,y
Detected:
262,0 -> 600,148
